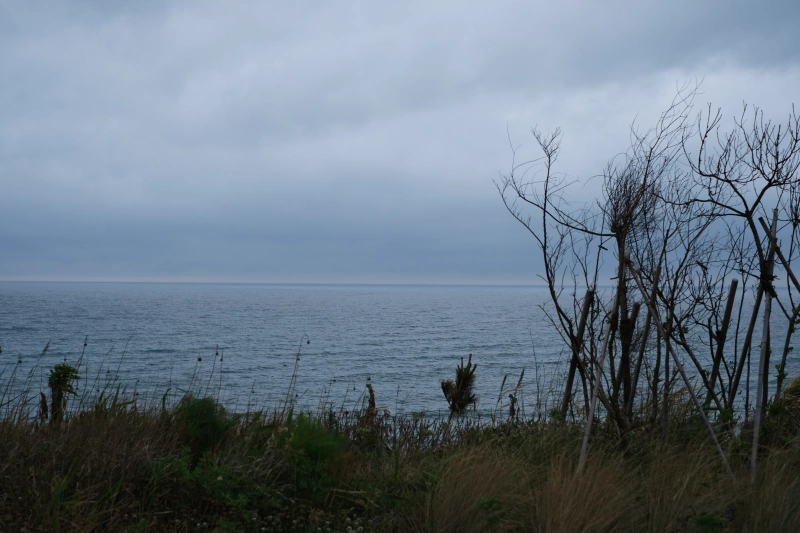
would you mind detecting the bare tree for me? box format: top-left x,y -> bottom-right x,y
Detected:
498,85 -> 800,478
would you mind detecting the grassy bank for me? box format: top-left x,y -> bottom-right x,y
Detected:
2,368 -> 800,533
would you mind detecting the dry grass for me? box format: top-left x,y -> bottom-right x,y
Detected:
426,428 -> 800,533
525,454 -> 630,533
736,449 -> 800,532
429,447 -> 526,532
2,360 -> 800,532
634,444 -> 731,533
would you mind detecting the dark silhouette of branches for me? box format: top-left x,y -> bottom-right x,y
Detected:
498,83 -> 800,478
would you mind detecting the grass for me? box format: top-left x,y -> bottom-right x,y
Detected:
1,355 -> 800,531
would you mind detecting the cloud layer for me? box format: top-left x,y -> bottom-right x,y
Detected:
2,0 -> 799,283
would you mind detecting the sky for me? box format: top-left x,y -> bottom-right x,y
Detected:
1,1 -> 799,284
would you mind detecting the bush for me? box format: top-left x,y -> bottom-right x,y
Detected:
276,410 -> 348,503
174,395 -> 235,458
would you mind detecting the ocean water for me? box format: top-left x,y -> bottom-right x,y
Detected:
1,282 -> 796,417
0,282 -> 564,416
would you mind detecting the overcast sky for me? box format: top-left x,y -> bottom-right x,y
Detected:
1,1 -> 799,284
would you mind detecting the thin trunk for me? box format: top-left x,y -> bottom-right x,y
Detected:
662,330 -> 670,440
609,241 -> 628,413
752,208 -> 778,483
674,329 -> 724,412
579,276 -> 623,472
762,336 -> 771,412
627,257 -> 733,477
745,342 -> 751,423
652,329 -> 661,424
760,217 -> 800,294
757,216 -> 800,398
705,278 -> 738,410
617,302 -> 640,421
727,287 -> 764,410
560,289 -> 595,419
776,307 -> 799,398
581,352 -> 591,417
628,265 -> 661,420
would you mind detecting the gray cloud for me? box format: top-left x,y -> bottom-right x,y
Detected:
1,0 -> 799,283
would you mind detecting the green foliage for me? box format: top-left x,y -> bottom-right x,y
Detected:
441,353 -> 478,414
4,387 -> 800,531
146,446 -> 282,525
48,363 -> 81,395
276,410 -> 347,502
93,385 -> 136,420
47,363 -> 80,424
4,347 -> 800,530
689,513 -> 725,533
174,395 -> 235,457
477,497 -> 504,531
776,363 -> 789,382
762,375 -> 800,446
767,400 -> 784,417
716,407 -> 734,424
281,410 -> 346,463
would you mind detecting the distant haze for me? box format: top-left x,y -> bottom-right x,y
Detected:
1,1 -> 799,284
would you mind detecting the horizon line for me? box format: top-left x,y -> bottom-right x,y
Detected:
0,278 -> 563,288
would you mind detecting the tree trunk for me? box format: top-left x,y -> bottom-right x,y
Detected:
752,208 -> 778,482
704,278 -> 738,410
579,274 -> 624,472
560,289 -> 595,419
627,256 -> 733,477
727,287 -> 764,411
628,265 -> 661,420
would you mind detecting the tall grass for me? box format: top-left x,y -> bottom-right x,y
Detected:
1,348 -> 800,531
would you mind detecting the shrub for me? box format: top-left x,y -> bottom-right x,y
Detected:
174,395 -> 234,458
276,410 -> 347,503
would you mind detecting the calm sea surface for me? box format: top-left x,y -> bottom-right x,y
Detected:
0,282 -> 564,415
1,282 -> 796,416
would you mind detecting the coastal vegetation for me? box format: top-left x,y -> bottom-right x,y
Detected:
497,85 -> 800,477
3,86 -> 800,531
1,350 -> 800,532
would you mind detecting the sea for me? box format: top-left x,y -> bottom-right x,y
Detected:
1,282 -> 796,417
0,282 -> 566,417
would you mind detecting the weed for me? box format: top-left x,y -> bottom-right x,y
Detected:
47,363 -> 80,425
174,394 -> 235,459
277,410 -> 347,503
1,358 -> 800,531
441,354 -> 477,415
